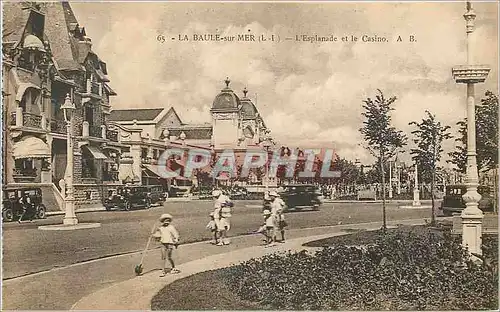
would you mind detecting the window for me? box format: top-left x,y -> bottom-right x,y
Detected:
84,105 -> 93,124
153,149 -> 158,160
141,148 -> 148,160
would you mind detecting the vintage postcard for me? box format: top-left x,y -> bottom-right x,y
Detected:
1,0 -> 498,310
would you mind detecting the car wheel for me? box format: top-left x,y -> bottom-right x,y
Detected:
124,201 -> 131,211
37,204 -> 47,219
2,208 -> 14,222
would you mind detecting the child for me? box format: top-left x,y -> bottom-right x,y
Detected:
206,212 -> 218,244
153,213 -> 180,277
262,209 -> 276,246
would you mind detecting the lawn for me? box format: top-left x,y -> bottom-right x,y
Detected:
152,225 -> 498,311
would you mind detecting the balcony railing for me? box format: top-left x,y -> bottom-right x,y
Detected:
14,168 -> 37,176
50,118 -> 67,134
106,130 -> 118,142
11,112 -> 43,128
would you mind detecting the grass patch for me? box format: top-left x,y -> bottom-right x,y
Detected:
151,269 -> 268,310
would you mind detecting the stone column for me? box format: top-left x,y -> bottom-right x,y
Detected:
452,2 -> 490,255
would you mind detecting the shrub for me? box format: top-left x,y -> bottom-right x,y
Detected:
222,228 -> 498,310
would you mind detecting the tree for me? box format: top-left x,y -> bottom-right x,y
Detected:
409,111 -> 452,225
331,158 -> 360,185
360,89 -> 407,231
449,91 -> 499,173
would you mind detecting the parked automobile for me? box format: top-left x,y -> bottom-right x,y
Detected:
440,184 -> 495,216
166,179 -> 193,198
278,184 -> 323,212
2,187 -> 47,222
104,186 -> 153,211
144,185 -> 165,204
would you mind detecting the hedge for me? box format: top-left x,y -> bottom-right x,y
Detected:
222,228 -> 498,310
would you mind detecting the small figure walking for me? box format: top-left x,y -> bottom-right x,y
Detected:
206,212 -> 218,244
262,209 -> 276,247
153,213 -> 180,277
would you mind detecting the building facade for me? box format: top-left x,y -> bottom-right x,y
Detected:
110,78 -> 277,188
2,2 -> 129,211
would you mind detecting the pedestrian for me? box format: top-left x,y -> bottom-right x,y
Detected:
262,209 -> 275,246
212,189 -> 233,246
206,212 -> 218,244
269,191 -> 287,242
18,191 -> 34,223
153,213 -> 180,277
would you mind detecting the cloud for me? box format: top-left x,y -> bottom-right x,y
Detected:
71,2 -> 498,164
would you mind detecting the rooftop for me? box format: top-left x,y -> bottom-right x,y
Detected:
109,108 -> 164,122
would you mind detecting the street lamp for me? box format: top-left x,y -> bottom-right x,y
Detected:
452,1 -> 490,255
261,134 -> 272,190
61,93 -> 78,225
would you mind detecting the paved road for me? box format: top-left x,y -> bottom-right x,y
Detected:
2,200 -> 434,280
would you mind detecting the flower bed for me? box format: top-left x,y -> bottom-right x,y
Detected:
152,226 -> 498,310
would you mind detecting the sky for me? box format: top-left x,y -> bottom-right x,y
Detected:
70,1 -> 499,165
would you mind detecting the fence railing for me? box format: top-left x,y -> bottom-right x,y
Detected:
22,112 -> 42,128
50,118 -> 67,134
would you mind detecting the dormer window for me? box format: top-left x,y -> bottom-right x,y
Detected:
19,34 -> 46,71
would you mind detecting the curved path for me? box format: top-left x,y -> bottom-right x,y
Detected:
70,218 -> 433,310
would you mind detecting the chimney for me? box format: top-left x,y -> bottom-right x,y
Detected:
78,36 -> 92,62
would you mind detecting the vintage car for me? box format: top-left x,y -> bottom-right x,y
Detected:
2,187 -> 47,222
278,184 -> 323,212
440,185 -> 495,216
104,185 -> 156,211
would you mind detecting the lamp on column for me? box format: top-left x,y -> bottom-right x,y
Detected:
60,93 -> 78,225
261,133 -> 271,190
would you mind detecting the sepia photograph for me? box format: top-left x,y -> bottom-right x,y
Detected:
1,0 -> 499,310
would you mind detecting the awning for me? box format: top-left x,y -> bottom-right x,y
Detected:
12,136 -> 50,159
16,83 -> 40,102
143,164 -> 162,178
83,145 -> 108,160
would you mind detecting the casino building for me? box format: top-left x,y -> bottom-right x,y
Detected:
110,78 -> 277,188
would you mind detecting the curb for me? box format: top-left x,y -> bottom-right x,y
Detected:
46,207 -> 106,216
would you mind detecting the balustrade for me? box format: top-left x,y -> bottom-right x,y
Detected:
13,167 -> 37,177
22,112 -> 42,128
50,118 -> 67,134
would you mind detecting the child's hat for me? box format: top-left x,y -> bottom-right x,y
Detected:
263,209 -> 271,215
159,213 -> 173,222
